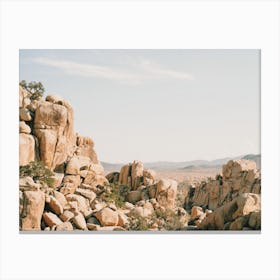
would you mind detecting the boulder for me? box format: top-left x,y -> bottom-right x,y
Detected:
19,108 -> 32,121
75,188 -> 96,203
33,99 -> 76,170
143,169 -> 156,186
60,175 -> 81,195
19,121 -> 31,134
131,161 -> 144,190
52,173 -> 64,188
19,176 -> 40,191
119,164 -> 131,186
66,155 -> 91,176
198,193 -> 261,230
156,179 -> 178,209
60,210 -> 74,222
53,190 -> 68,208
19,133 -> 35,166
94,207 -> 119,226
21,190 -> 45,230
248,211 -> 261,229
65,194 -> 92,217
48,196 -> 63,215
43,212 -> 63,227
19,86 -> 31,108
73,212 -> 87,230
127,191 -> 141,204
56,222 -> 73,231
190,206 -> 204,220
222,160 -> 257,180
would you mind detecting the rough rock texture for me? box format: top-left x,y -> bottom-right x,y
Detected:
19,133 -> 35,166
119,161 -> 157,190
156,179 -> 178,209
33,96 -> 76,170
94,207 -> 119,226
198,193 -> 261,230
186,160 -> 261,211
20,190 -> 45,230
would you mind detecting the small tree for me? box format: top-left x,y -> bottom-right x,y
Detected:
20,161 -> 55,187
20,80 -> 45,100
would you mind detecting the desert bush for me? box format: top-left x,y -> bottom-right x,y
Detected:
129,212 -> 150,231
103,184 -> 129,208
20,161 -> 55,187
20,80 -> 45,101
153,208 -> 186,230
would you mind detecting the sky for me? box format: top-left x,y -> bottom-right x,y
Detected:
19,49 -> 260,163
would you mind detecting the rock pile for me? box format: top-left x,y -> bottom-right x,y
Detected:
19,86 -> 261,231
186,160 -> 261,230
19,87 -> 184,231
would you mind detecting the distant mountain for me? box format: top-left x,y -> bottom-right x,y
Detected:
101,154 -> 261,172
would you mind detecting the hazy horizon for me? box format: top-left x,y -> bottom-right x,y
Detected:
19,49 -> 260,162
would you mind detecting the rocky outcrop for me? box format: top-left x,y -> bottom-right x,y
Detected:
118,160 -> 156,190
186,160 -> 261,211
19,86 -> 261,231
197,193 -> 261,230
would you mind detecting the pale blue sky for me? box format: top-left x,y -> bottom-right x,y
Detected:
19,49 -> 260,162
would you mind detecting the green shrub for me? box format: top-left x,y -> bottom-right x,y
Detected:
129,212 -> 150,231
20,161 -> 55,187
153,208 -> 185,230
20,80 -> 45,101
103,184 -> 129,208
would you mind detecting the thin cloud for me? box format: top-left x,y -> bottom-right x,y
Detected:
33,57 -> 195,85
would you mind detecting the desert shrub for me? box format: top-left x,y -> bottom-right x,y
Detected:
20,161 -> 55,187
103,184 -> 129,208
153,208 -> 186,230
20,80 -> 45,101
129,212 -> 150,231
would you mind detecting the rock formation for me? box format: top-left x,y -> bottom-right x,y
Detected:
19,86 -> 261,231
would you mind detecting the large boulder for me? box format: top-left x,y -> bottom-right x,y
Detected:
33,97 -> 76,170
131,161 -> 144,190
19,133 -> 35,166
94,207 -> 119,226
198,193 -> 261,230
156,179 -> 178,209
21,190 -> 45,230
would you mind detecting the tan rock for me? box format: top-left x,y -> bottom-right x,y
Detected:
19,86 -> 31,108
73,212 -> 87,230
52,173 -> 64,188
19,133 -> 35,166
34,99 -> 76,170
56,222 -> 73,231
48,196 -> 63,215
53,190 -> 68,208
222,160 -> 257,180
248,211 -> 261,229
60,175 -> 81,195
117,211 -> 129,227
21,190 -> 45,230
127,191 -> 141,204
119,164 -> 131,186
94,207 -> 119,226
66,155 -> 91,176
19,108 -> 32,121
19,121 -> 31,134
75,188 -> 96,203
65,194 -> 92,217
43,212 -> 63,227
190,206 -> 204,220
60,210 -> 74,222
131,161 -> 144,190
143,169 -> 156,186
156,179 -> 178,209
19,176 -> 40,191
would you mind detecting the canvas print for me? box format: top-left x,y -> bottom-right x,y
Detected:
19,49 -> 261,232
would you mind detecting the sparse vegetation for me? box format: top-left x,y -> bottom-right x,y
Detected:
19,161 -> 55,187
129,212 -> 150,231
153,208 -> 186,230
20,80 -> 45,100
103,184 -> 129,208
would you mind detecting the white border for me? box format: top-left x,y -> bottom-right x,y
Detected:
0,1 -> 279,280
